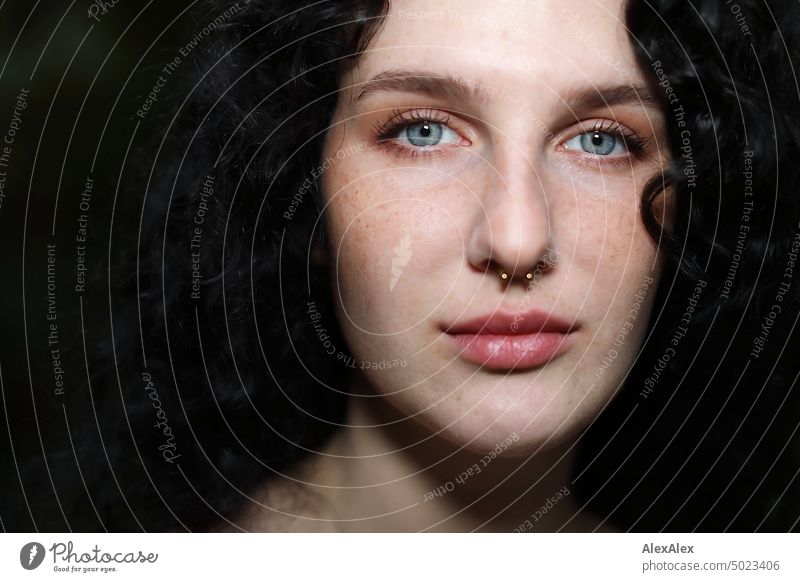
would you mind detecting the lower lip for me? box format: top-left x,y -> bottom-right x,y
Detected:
445,332 -> 573,369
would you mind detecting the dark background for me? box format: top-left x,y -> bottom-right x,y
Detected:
0,0 -> 206,530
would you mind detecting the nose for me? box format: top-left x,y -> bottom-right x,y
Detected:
466,147 -> 553,283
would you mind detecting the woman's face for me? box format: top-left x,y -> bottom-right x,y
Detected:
318,0 -> 669,454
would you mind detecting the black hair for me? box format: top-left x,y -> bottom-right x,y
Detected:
6,0 -> 800,531
577,0 -> 800,531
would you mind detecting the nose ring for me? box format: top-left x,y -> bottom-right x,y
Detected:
498,269 -> 534,281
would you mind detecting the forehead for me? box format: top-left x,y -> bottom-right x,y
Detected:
352,0 -> 637,92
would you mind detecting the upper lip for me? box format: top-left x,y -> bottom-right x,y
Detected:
443,309 -> 577,335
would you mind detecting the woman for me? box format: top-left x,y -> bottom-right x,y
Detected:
273,0 -> 673,532
10,0 -> 799,532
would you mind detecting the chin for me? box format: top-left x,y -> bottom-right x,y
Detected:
412,397 -> 585,457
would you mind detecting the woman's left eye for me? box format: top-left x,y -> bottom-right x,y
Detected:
396,121 -> 460,148
563,130 -> 628,156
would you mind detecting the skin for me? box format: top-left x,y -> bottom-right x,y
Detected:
238,0 -> 672,532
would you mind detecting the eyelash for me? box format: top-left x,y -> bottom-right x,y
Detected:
371,109 -> 651,164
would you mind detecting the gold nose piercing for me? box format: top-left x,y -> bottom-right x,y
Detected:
498,269 -> 534,281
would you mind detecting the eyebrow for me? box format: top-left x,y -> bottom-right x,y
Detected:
353,68 -> 661,111
355,69 -> 485,103
556,83 -> 661,111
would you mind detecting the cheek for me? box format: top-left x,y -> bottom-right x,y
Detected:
568,183 -> 653,272
322,168 -> 464,335
565,179 -> 660,353
569,163 -> 658,253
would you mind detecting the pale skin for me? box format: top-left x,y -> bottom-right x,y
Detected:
229,0 -> 672,532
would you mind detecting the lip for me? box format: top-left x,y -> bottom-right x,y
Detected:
442,309 -> 578,370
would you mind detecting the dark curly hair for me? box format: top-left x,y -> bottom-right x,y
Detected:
7,0 -> 800,532
577,0 -> 800,531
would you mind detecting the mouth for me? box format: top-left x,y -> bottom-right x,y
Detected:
442,309 -> 578,370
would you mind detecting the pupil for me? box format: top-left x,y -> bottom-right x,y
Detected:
420,124 -> 431,137
591,132 -> 603,146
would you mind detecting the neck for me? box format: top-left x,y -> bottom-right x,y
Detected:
287,372 -> 611,532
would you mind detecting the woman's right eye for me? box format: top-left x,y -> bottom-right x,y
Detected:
396,121 -> 460,148
372,111 -> 471,159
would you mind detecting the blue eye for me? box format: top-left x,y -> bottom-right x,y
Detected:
565,130 -> 627,156
399,121 -> 459,147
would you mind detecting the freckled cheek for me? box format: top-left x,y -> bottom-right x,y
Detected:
569,195 -> 646,268
323,172 -> 465,330
564,185 -> 658,331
